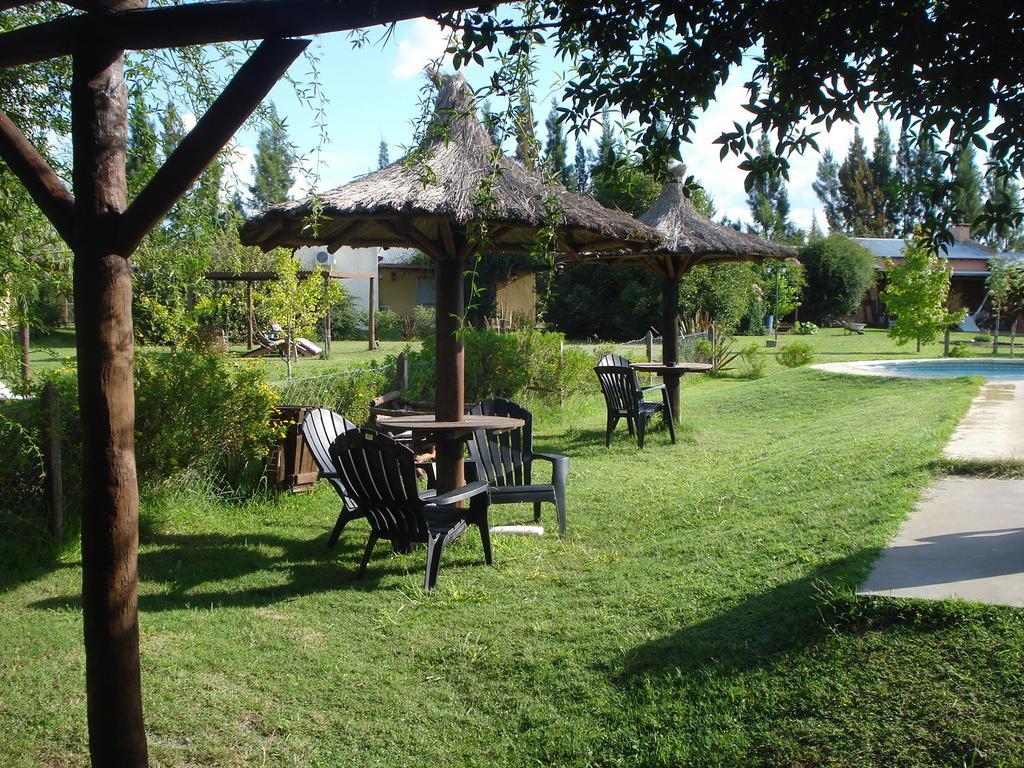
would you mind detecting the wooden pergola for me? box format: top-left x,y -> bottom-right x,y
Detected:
0,2 -> 486,765
204,268 -> 378,352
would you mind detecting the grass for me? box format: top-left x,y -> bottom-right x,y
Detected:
4,356 -> 1024,766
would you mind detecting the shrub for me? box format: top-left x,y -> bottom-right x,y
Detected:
777,342 -> 816,368
373,308 -> 404,341
738,343 -> 767,378
413,306 -> 436,340
404,327 -> 593,403
973,333 -> 992,343
134,351 -> 280,489
946,343 -> 975,358
799,234 -> 876,324
269,366 -> 387,426
794,321 -> 819,335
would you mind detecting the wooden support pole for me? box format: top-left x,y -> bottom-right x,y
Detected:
367,275 -> 377,351
0,109 -> 75,245
42,382 -> 63,543
19,316 -> 30,384
72,33 -> 149,767
118,37 -> 308,255
434,256 -> 465,494
246,280 -> 254,349
662,275 -> 681,424
645,330 -> 653,362
396,351 -> 408,390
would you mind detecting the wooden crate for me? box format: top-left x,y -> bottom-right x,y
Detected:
267,404 -> 321,492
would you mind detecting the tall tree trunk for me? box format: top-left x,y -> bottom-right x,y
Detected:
19,304 -> 30,384
72,35 -> 149,768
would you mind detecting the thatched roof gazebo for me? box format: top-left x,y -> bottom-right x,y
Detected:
241,73 -> 656,492
567,163 -> 796,422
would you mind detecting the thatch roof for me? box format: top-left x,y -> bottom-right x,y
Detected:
571,164 -> 796,278
239,74 -> 656,257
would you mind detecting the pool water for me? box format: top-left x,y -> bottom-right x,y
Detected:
844,358 -> 1024,380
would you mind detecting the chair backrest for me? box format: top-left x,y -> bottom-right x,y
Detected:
467,397 -> 532,486
598,352 -> 632,367
594,364 -> 642,417
301,408 -> 358,498
327,429 -> 428,540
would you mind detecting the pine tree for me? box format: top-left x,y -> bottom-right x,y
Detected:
812,149 -> 842,232
573,141 -> 588,193
249,103 -> 295,210
809,212 -> 824,240
746,134 -> 790,239
542,102 -> 572,187
894,129 -> 916,235
871,124 -> 897,235
953,145 -> 985,232
126,91 -> 158,198
838,129 -> 887,236
912,133 -> 945,229
985,172 -> 1024,251
160,101 -> 185,160
513,95 -> 538,171
377,138 -> 390,169
480,100 -> 501,145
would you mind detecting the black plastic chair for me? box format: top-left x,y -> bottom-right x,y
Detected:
327,429 -> 492,590
466,398 -> 569,536
301,407 -> 361,545
594,354 -> 676,448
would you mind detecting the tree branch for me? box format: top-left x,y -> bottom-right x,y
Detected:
117,38 -> 309,255
0,109 -> 75,246
0,0 -> 487,69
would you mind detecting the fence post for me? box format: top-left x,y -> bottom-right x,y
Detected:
396,351 -> 408,391
42,382 -> 63,543
944,329 -> 950,356
645,330 -> 653,362
708,324 -> 717,369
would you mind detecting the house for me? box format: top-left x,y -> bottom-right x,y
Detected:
852,225 -> 994,326
377,248 -> 540,325
293,245 -> 379,314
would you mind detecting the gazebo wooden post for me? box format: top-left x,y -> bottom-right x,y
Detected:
367,275 -> 376,350
322,270 -> 331,356
662,259 -> 681,424
434,255 -> 466,494
246,279 -> 254,349
71,27 -> 149,767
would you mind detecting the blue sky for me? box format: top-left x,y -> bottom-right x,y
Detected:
222,18 -> 885,232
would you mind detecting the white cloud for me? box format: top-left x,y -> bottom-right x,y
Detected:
392,18 -> 453,80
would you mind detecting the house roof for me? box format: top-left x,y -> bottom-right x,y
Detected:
852,237 -> 994,261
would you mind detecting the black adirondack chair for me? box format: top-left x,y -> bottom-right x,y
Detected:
466,398 -> 569,536
327,429 -> 492,590
594,353 -> 676,448
301,407 -> 361,545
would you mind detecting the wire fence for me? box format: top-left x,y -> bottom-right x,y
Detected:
618,330 -> 712,363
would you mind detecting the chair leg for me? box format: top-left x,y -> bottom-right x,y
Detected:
533,501 -> 543,522
605,415 -> 617,448
479,521 -> 493,565
470,494 -> 493,565
665,407 -> 676,444
424,533 -> 447,590
357,534 -> 378,579
328,510 -> 352,547
637,414 -> 647,449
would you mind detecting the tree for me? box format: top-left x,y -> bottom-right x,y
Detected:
746,134 -> 790,239
573,140 -> 588,193
799,234 -> 876,323
984,173 -> 1024,251
838,130 -> 887,236
871,124 -> 898,235
589,117 -> 660,216
126,91 -> 158,198
249,103 -> 294,210
542,102 -> 572,187
953,145 -> 984,232
812,149 -> 842,232
882,238 -> 965,351
988,257 -> 1024,354
377,138 -> 390,169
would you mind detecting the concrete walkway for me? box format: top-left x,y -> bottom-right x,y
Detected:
860,379 -> 1024,607
859,478 -> 1024,607
944,381 -> 1024,461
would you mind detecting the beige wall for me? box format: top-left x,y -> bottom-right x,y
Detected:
494,273 -> 536,323
379,268 -> 423,317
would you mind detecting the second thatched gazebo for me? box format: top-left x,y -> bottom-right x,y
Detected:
567,163 -> 796,422
241,74 -> 656,492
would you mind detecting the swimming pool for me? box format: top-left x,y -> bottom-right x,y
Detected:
814,358 -> 1024,380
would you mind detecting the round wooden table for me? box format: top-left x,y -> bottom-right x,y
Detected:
631,362 -> 712,424
375,414 -> 525,494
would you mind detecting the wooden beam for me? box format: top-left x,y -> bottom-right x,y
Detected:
0,110 -> 75,245
325,219 -> 363,252
117,38 -> 308,254
440,219 -> 457,260
0,0 -> 484,68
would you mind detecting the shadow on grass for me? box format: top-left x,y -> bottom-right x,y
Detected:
30,526 -> 492,612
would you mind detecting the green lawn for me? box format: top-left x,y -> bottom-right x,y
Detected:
4,358 -> 1024,766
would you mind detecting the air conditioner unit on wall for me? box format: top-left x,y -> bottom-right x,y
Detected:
294,246 -> 336,272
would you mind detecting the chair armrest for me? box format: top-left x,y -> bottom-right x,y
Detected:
319,472 -> 340,479
533,451 -> 569,487
641,384 -> 666,394
425,480 -> 489,508
532,451 -> 568,467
